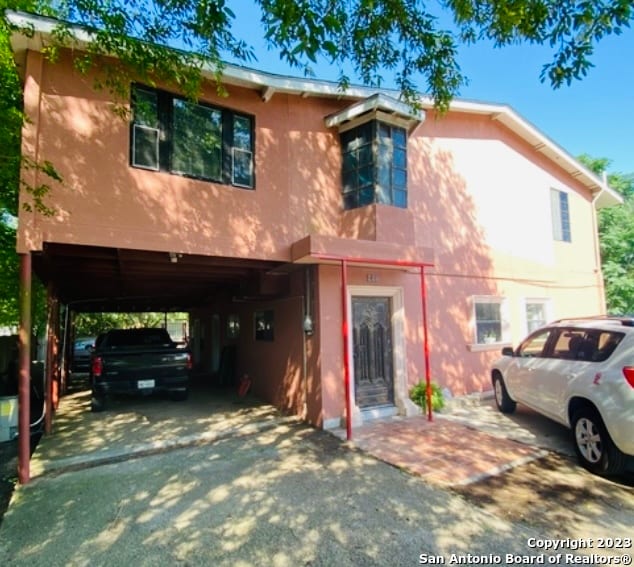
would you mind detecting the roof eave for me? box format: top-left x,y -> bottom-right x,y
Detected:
7,10 -> 623,206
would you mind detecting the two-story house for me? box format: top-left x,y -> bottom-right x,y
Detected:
9,11 -> 621,437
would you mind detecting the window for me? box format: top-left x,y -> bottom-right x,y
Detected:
550,328 -> 624,362
341,120 -> 407,210
517,328 -> 553,358
130,85 -> 254,188
550,188 -> 571,242
473,297 -> 507,344
524,299 -> 550,333
226,314 -> 240,339
254,310 -> 274,341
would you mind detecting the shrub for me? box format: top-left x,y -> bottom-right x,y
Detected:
409,380 -> 445,412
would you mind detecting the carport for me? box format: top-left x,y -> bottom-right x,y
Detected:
16,243 -> 287,483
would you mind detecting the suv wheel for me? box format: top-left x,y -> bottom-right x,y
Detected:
571,408 -> 627,476
493,373 -> 516,414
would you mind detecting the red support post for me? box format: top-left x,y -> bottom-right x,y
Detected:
341,259 -> 352,441
18,253 -> 32,485
420,267 -> 433,421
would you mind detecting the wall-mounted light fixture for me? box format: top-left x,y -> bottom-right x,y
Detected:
303,313 -> 314,336
304,267 -> 314,336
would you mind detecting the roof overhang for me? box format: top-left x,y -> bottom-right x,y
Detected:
324,93 -> 424,132
7,10 -> 623,208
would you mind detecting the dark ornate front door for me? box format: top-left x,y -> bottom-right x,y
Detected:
352,296 -> 394,408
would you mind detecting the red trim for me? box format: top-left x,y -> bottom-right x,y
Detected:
341,260 -> 353,441
420,267 -> 432,421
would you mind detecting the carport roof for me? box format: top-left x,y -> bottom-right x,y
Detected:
35,243 -> 285,312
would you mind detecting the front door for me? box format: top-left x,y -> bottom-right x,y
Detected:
352,296 -> 394,408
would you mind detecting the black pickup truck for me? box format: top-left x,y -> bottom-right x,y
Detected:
90,327 -> 191,412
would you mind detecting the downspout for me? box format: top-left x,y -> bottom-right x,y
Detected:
420,267 -> 433,421
45,285 -> 54,434
591,174 -> 608,313
18,253 -> 32,485
341,259 -> 352,441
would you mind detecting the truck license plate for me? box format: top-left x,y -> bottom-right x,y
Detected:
137,379 -> 155,389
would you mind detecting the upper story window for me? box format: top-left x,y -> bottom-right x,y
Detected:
324,93 -> 423,212
130,85 -> 254,189
550,188 -> 571,242
341,120 -> 408,210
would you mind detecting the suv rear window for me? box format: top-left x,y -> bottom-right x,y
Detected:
551,329 -> 624,362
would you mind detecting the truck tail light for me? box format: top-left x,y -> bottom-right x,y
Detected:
623,367 -> 634,388
185,352 -> 192,370
92,356 -> 103,378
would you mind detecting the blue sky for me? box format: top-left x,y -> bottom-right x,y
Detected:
224,4 -> 634,176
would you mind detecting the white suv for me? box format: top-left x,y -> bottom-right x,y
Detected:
491,317 -> 634,476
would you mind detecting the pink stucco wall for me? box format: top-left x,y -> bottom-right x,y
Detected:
17,49 -> 607,416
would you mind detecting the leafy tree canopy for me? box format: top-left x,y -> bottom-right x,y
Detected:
3,0 -> 633,111
578,154 -> 634,315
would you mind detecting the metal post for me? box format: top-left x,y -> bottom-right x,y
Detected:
420,267 -> 433,421
18,253 -> 32,484
45,286 -> 58,434
341,259 -> 352,440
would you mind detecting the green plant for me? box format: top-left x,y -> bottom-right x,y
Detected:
409,380 -> 445,413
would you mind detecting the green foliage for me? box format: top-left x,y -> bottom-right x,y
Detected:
0,222 -> 19,327
73,312 -> 186,337
0,8 -> 23,218
410,380 -> 445,413
578,154 -> 634,315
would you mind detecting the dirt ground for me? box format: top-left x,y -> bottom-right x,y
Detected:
0,439 -> 17,526
3,427 -> 633,539
453,452 -> 634,540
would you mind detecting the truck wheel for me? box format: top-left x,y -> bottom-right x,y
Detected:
91,393 -> 106,412
170,389 -> 188,401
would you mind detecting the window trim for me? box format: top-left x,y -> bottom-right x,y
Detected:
340,118 -> 408,210
130,84 -> 255,189
522,298 -> 552,336
469,295 -> 510,349
131,124 -> 160,171
550,188 -> 571,242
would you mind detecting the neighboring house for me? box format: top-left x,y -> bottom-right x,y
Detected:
9,12 -> 622,431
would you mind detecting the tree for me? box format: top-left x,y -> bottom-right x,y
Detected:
1,0 -> 633,328
578,155 -> 634,314
18,0 -> 634,112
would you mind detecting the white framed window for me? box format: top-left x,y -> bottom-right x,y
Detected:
471,296 -> 509,345
523,298 -> 552,334
550,188 -> 571,242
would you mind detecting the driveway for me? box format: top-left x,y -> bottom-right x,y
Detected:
0,417 -> 584,567
1,388 -> 632,566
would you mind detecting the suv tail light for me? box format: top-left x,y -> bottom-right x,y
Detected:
623,367 -> 634,388
185,352 -> 192,370
92,356 -> 103,378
